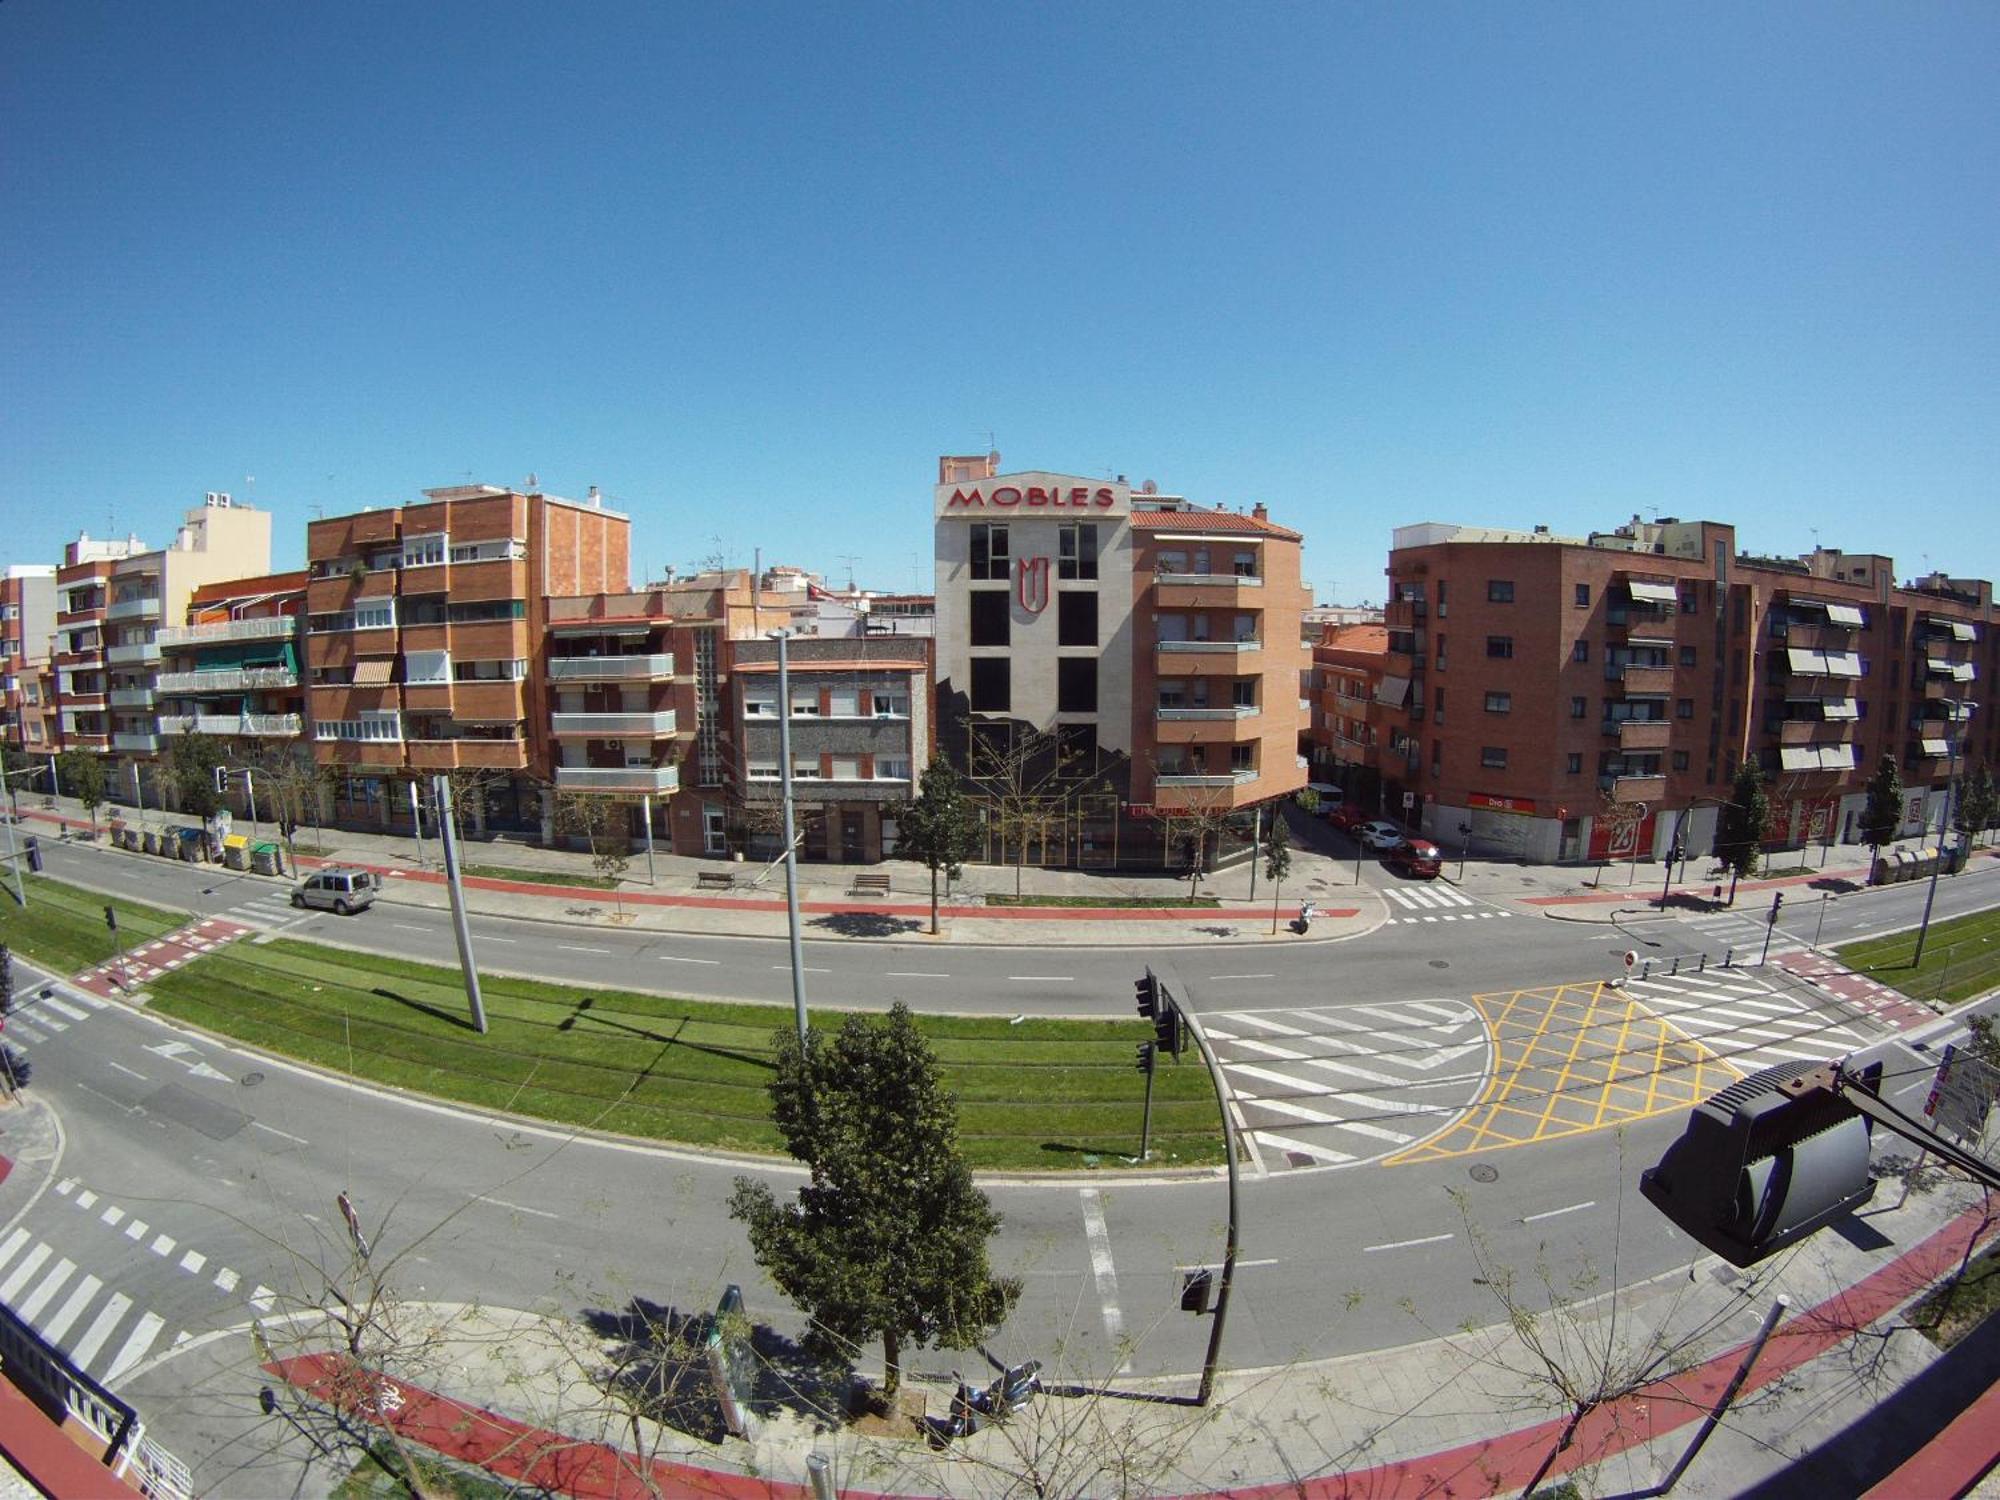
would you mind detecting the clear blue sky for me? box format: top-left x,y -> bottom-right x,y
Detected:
4,2 -> 1994,603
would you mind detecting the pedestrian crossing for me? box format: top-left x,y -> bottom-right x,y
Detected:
1680,908 -> 1806,964
1202,998 -> 1493,1174
229,884 -> 317,937
1381,883 -> 1513,924
0,1176 -> 281,1389
2,985 -> 108,1047
1619,969 -> 1871,1077
69,917 -> 251,1000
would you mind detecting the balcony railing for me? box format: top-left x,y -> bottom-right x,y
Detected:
105,642 -> 161,666
1155,571 -> 1262,589
156,616 -> 298,647
1155,706 -> 1258,721
160,713 -> 303,738
551,710 -> 678,737
107,688 -> 156,708
105,596 -> 162,622
1607,720 -> 1672,750
1602,773 -> 1666,803
154,666 -> 300,694
1157,640 -> 1260,655
548,654 -> 674,681
1154,770 -> 1259,788
112,732 -> 160,754
554,764 -> 680,793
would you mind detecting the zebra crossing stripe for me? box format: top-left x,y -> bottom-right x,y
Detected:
1252,1131 -> 1356,1166
178,1250 -> 206,1275
0,1244 -> 54,1301
102,1312 -> 165,1384
68,1293 -> 131,1370
249,1285 -> 276,1312
74,1190 -> 97,1210
8,1023 -> 47,1045
40,996 -> 87,1021
41,1275 -> 102,1344
0,1228 -> 32,1276
17,1258 -> 76,1321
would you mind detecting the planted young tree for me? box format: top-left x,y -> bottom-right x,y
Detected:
257,744 -> 331,866
1860,754 -> 1905,869
1713,759 -> 1770,904
554,791 -> 631,915
166,731 -> 228,821
54,750 -> 106,837
1954,761 -> 1996,850
1161,783 -> 1239,904
727,1004 -> 1019,1410
894,761 -> 978,935
1263,808 -> 1292,934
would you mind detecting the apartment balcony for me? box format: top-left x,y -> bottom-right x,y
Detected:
65,731 -> 111,750
1155,641 -> 1261,675
1604,774 -> 1666,803
548,654 -> 675,682
1385,599 -> 1427,629
551,710 -> 678,737
154,666 -> 300,695
1153,573 -> 1262,607
111,732 -> 159,754
107,687 -> 156,709
408,740 -> 531,771
1607,720 -> 1671,751
105,596 -> 162,622
554,764 -> 680,794
156,616 -> 298,648
1154,770 -> 1258,790
161,712 -> 302,738
1779,719 -> 1857,746
59,687 -> 107,708
1616,665 -> 1675,695
105,642 -> 161,667
316,740 -> 406,769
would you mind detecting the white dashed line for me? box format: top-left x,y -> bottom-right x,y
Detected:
884,972 -> 950,979
1079,1189 -> 1130,1374
472,1194 -> 560,1220
1364,1233 -> 1453,1253
658,955 -> 721,965
1523,1201 -> 1597,1224
560,945 -> 612,954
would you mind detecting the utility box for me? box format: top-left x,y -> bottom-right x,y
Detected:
222,834 -> 250,870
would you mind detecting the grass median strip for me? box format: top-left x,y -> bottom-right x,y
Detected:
132,933 -> 1221,1172
1834,906 -> 2000,1008
0,875 -> 187,977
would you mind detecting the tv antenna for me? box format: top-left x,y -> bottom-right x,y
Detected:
837,555 -> 861,591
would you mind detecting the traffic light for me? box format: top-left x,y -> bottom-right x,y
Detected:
1136,968 -> 1184,1058
214,766 -> 230,794
1769,891 -> 1785,924
1180,1268 -> 1213,1314
1135,972 -> 1159,1021
1155,1004 -> 1182,1059
1640,1059 -> 1879,1267
1135,1041 -> 1155,1075
103,905 -> 117,934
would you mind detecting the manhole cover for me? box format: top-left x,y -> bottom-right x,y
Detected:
1429,959 -> 1450,969
240,1071 -> 265,1087
1469,1164 -> 1499,1183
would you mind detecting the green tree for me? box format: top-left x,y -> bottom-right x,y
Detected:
1954,761 -> 1996,850
55,750 -> 106,835
1860,754 -> 1905,866
165,732 -> 228,821
1711,759 -> 1769,904
1264,807 -> 1293,934
727,1004 -> 1019,1407
554,790 -> 631,915
894,761 -> 978,935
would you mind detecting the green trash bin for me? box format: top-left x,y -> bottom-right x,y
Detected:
251,841 -> 283,876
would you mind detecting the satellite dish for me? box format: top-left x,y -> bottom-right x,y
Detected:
1141,479 -> 1158,495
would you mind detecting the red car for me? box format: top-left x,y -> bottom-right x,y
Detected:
1383,838 -> 1443,878
1329,804 -> 1371,835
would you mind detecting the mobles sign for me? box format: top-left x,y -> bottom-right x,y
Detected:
948,484 -> 1115,510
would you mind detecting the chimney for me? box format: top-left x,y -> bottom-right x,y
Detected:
1252,502 -> 1269,522
588,485 -> 602,508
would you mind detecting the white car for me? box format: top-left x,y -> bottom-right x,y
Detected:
1359,820 -> 1405,850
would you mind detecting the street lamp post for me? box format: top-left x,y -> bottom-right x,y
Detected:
771,630 -> 809,1042
1913,742 -> 1961,966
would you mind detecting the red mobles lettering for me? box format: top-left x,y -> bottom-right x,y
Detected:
947,488 -> 985,508
1016,556 -> 1051,614
1093,487 -> 1114,508
991,487 -> 1023,507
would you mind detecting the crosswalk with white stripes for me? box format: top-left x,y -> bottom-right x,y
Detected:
1,985 -> 108,1047
1202,998 -> 1493,1173
1621,968 -> 1869,1076
0,1177 -> 278,1388
1681,908 -> 1807,963
229,884 -> 318,936
1380,883 -> 1513,924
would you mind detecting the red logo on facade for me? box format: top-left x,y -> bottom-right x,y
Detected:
947,486 -> 1115,510
1016,556 -> 1051,614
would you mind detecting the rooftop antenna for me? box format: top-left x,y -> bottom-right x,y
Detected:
837,555 -> 860,591
910,551 -> 921,593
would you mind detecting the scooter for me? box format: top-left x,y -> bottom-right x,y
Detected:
940,1360 -> 1043,1439
1291,902 -> 1320,935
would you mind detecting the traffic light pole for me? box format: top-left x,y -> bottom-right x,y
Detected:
1137,1042 -> 1155,1162
1784,1063 -> 2000,1191
1177,1001 -> 1240,1408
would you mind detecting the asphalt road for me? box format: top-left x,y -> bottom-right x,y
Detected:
5,838 -> 1997,1494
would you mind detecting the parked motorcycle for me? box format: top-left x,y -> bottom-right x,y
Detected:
940,1360 -> 1043,1439
1291,901 -> 1320,935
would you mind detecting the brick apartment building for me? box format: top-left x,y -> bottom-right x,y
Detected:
155,570 -> 308,766
50,496 -> 273,794
305,484 -> 628,834
933,453 -> 1309,868
1307,621 -> 1390,786
1374,516 -> 1992,864
1,565 -> 57,758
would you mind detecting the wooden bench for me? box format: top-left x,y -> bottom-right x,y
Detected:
696,870 -> 737,891
848,872 -> 892,898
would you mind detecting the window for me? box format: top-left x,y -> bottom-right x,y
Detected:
871,690 -> 909,717
1486,635 -> 1513,659
1435,634 -> 1447,670
747,759 -> 780,780
743,689 -> 776,717
1570,696 -> 1587,719
824,687 -> 860,717
1574,583 -> 1590,608
1232,613 -> 1258,643
447,599 -> 527,622
1572,640 -> 1589,663
1232,679 -> 1256,709
1433,688 -> 1445,724
1229,744 -> 1254,772
1231,550 -> 1258,578
792,758 -> 822,779
1157,679 -> 1186,710
405,650 -> 451,685
877,757 -> 912,781
1680,586 -> 1698,615
452,659 -> 528,681
1485,691 -> 1511,713
1156,549 -> 1189,577
1481,746 -> 1508,769
827,755 -> 862,781
1680,646 -> 1697,668
1058,524 -> 1099,580
1672,750 -> 1691,771
970,524 -> 1009,582
354,598 -> 395,631
790,689 -> 819,717
969,590 -> 1010,647
1676,698 -> 1694,719
970,657 -> 1010,712
401,533 -> 446,568
1058,591 -> 1097,647
1057,657 -> 1097,714
1566,752 -> 1583,774
1488,580 -> 1515,603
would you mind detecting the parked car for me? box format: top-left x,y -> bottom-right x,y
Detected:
1382,838 -> 1443,878
292,867 -> 378,915
1359,820 -> 1405,850
1329,804 -> 1371,834
1304,782 -> 1345,812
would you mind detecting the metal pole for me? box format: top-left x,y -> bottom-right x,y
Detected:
408,779 -> 427,867
804,1453 -> 835,1500
1759,891 -> 1780,965
0,755 -> 23,908
1247,805 -> 1260,902
1646,1295 -> 1790,1496
1913,747 -> 1959,966
1139,1045 -> 1155,1161
642,793 -> 656,884
131,762 -> 145,826
1812,892 -> 1830,952
47,754 -> 58,798
1174,996 -> 1240,1407
432,774 -> 488,1034
773,631 -> 808,1041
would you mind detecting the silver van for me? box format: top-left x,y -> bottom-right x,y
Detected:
292,867 -> 378,915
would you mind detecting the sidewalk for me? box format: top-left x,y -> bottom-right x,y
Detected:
258,1169 -> 2000,1499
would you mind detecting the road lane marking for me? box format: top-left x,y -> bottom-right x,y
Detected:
19,1258 -> 76,1321
393,924 -> 430,934
252,1121 -> 310,1145
473,1194 -> 560,1220
480,936 -> 517,944
1078,1189 -> 1129,1374
42,1275 -> 102,1344
1007,975 -> 1074,982
0,1229 -> 31,1275
1523,1201 -> 1596,1224
101,1206 -> 125,1227
70,1293 -> 132,1370
179,1250 -> 207,1274
103,1311 -> 165,1383
560,945 -> 612,955
74,1190 -> 98,1210
107,1061 -> 148,1080
149,1234 -> 176,1257
213,1267 -> 239,1293
0,1244 -> 54,1301
884,972 -> 949,979
1363,1233 -> 1453,1253
1212,974 -> 1275,981
122,1219 -> 148,1241
770,965 -> 832,974
659,956 -> 721,965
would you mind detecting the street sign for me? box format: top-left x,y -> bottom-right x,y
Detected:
1402,791 -> 1416,809
1924,1044 -> 1998,1143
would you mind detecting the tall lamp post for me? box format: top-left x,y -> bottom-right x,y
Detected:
770,629 -> 809,1042
1912,741 -> 1961,966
